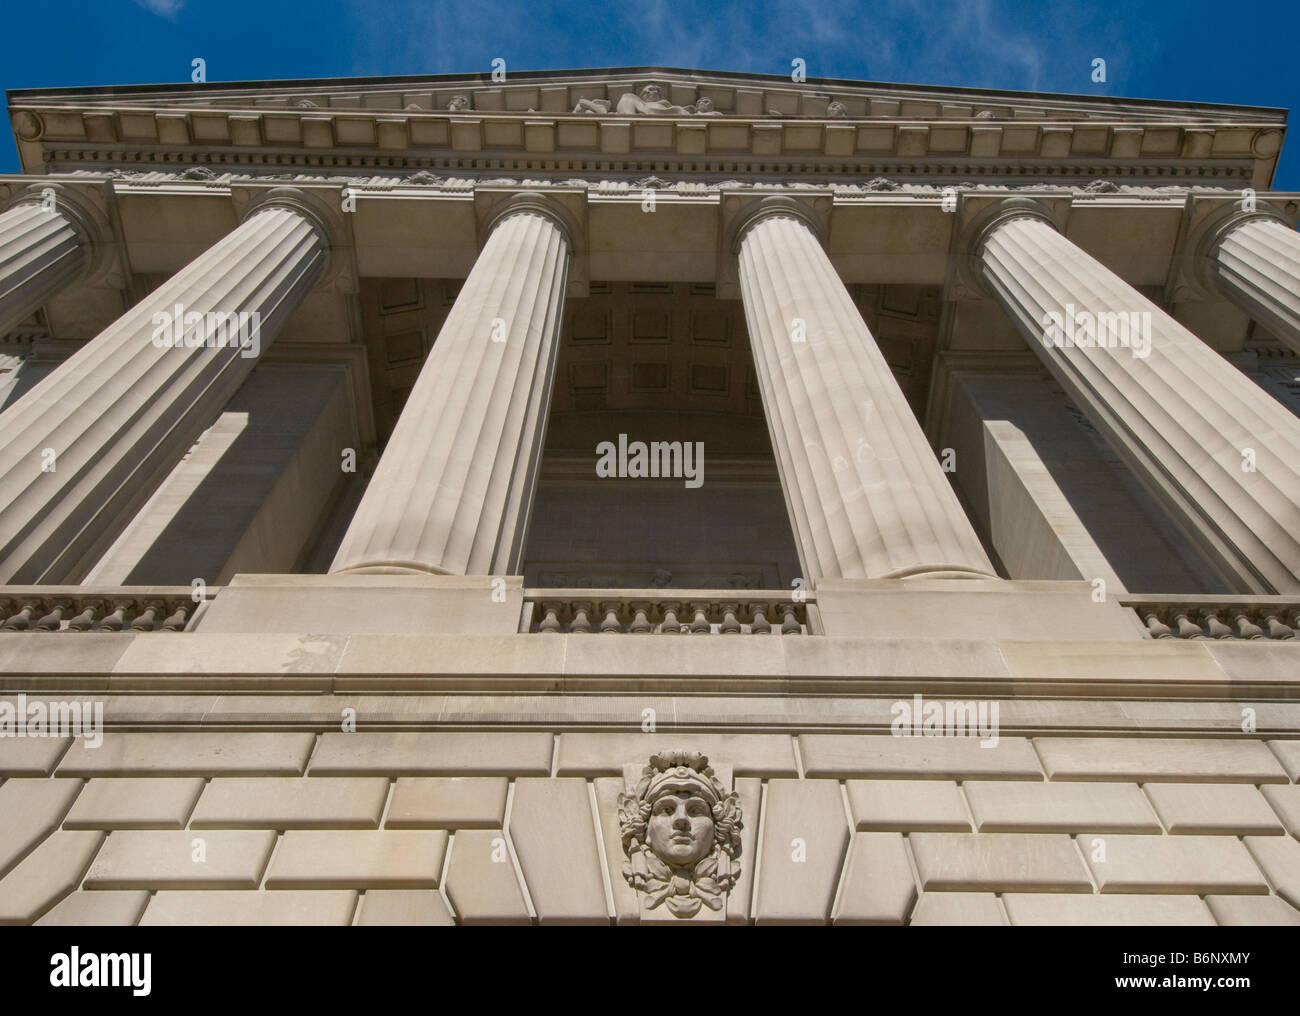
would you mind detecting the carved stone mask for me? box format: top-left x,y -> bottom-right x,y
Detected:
640,84 -> 663,102
617,751 -> 743,918
647,791 -> 714,867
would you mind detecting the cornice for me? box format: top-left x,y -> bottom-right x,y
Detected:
8,101 -> 1282,199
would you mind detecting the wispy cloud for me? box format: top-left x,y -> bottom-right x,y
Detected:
133,0 -> 184,19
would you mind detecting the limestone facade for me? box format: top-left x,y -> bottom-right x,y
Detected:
1,68 -> 1299,926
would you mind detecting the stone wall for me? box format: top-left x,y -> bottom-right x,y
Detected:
2,730 -> 1298,925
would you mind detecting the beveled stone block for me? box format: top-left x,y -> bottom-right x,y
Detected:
507,778 -> 607,925
1243,836 -> 1300,910
1144,783 -> 1285,835
1205,895 -> 1300,926
910,833 -> 1091,892
385,777 -> 508,829
84,830 -> 276,890
754,779 -> 850,924
1269,741 -> 1300,781
845,779 -> 972,831
1261,785 -> 1300,840
832,832 -> 916,925
64,777 -> 204,829
964,781 -> 1160,833
1084,834 -> 1268,894
265,830 -> 448,889
58,732 -> 316,777
35,890 -> 150,927
909,892 -> 1006,926
1003,893 -> 1215,926
1034,738 -> 1288,784
0,830 -> 104,924
356,890 -> 456,926
0,778 -> 84,878
444,829 -> 530,924
140,890 -> 358,926
190,777 -> 389,829
800,734 -> 1041,780
0,736 -> 72,776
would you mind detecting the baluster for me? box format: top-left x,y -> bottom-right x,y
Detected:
749,602 -> 772,635
1142,610 -> 1173,639
659,601 -> 682,634
1261,612 -> 1295,640
2,599 -> 41,631
537,601 -> 563,634
1232,611 -> 1265,640
719,602 -> 742,634
67,600 -> 103,632
130,599 -> 165,632
628,601 -> 653,634
161,602 -> 192,632
570,601 -> 594,634
599,601 -> 623,633
97,600 -> 133,632
36,600 -> 72,632
1171,611 -> 1205,639
777,601 -> 801,635
689,602 -> 712,634
1200,610 -> 1234,640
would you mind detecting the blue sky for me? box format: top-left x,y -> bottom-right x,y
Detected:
5,0 -> 1299,187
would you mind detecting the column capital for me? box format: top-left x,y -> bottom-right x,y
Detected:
725,194 -> 828,253
1192,202 -> 1293,288
479,189 -> 580,247
236,185 -> 347,292
239,185 -> 339,244
960,197 -> 1063,298
5,181 -> 112,283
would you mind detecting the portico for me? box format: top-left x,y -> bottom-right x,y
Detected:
1,68 -> 1298,927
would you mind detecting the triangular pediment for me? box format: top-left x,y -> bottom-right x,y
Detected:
7,67 -> 1287,186
11,66 -> 1283,123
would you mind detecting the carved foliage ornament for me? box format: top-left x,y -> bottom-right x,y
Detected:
617,751 -> 742,917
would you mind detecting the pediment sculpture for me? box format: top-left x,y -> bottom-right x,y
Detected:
573,84 -> 722,117
617,751 -> 742,918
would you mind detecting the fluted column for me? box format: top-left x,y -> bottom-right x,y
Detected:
0,200 -> 326,583
735,201 -> 996,584
330,204 -> 568,575
0,198 -> 88,337
1209,215 -> 1300,356
979,208 -> 1300,593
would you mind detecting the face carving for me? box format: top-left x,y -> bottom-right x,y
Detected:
617,751 -> 743,918
640,84 -> 663,102
647,791 -> 714,867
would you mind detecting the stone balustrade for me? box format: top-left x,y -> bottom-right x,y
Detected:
1121,596 -> 1300,641
521,588 -> 813,634
0,586 -> 213,632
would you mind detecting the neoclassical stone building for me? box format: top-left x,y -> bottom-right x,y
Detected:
1,67 -> 1299,926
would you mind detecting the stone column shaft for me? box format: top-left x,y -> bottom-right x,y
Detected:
0,204 -> 325,583
980,213 -> 1300,593
0,200 -> 87,337
1212,216 -> 1300,356
736,210 -> 996,583
330,208 -> 568,575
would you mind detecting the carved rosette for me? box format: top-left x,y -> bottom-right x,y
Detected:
617,751 -> 742,918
